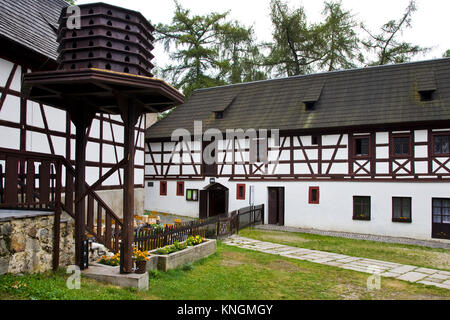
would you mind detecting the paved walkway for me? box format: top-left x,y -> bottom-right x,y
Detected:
223,235 -> 450,290
256,225 -> 450,249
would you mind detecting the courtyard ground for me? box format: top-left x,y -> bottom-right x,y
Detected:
238,228 -> 450,271
0,241 -> 449,300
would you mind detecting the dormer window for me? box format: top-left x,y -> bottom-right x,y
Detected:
305,101 -> 316,111
303,81 -> 324,112
417,70 -> 437,102
214,111 -> 223,119
419,90 -> 435,102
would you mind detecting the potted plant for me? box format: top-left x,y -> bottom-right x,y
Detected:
133,249 -> 150,274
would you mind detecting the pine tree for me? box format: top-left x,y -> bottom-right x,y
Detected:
360,0 -> 428,66
318,1 -> 360,71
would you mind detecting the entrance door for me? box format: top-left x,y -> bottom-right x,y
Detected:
432,198 -> 450,240
199,183 -> 229,218
268,187 -> 284,226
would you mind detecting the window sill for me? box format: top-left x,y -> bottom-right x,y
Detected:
433,153 -> 450,157
391,154 -> 412,158
392,218 -> 412,223
353,216 -> 371,221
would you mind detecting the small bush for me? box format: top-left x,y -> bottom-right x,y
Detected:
148,270 -> 162,279
182,263 -> 194,272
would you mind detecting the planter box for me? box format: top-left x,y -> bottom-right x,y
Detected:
148,239 -> 216,272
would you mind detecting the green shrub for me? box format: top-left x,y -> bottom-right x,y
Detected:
182,263 -> 194,271
155,241 -> 188,255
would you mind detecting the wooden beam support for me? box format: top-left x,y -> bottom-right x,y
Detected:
117,94 -> 139,274
68,104 -> 95,270
52,161 -> 62,271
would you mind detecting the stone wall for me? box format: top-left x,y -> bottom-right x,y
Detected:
0,213 -> 75,275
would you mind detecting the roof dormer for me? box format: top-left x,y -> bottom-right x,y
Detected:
302,81 -> 324,111
212,94 -> 238,119
417,70 -> 437,102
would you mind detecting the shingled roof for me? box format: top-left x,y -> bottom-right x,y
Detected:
147,58 -> 450,139
0,0 -> 68,61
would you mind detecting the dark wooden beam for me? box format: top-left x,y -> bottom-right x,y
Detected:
118,95 -> 139,274
68,104 -> 95,270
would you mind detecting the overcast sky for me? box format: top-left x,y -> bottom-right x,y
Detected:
76,0 -> 450,68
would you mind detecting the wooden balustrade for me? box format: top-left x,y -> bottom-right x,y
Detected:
0,148 -> 124,268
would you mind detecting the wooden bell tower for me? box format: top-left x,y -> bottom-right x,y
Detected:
22,3 -> 184,273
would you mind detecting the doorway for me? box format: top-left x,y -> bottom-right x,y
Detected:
432,198 -> 450,240
268,187 -> 285,226
199,183 -> 229,219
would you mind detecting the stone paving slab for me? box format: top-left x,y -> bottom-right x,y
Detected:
223,236 -> 450,290
397,272 -> 429,282
389,265 -> 418,274
418,281 -> 450,290
415,268 -> 440,275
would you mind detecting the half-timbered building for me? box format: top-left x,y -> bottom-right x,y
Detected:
0,0 -> 149,216
145,58 -> 450,241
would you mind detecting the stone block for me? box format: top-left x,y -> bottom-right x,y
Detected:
0,239 -> 9,256
10,233 -> 25,253
414,268 -> 439,275
389,265 -> 417,274
0,223 -> 12,237
418,281 -> 450,290
150,239 -> 216,272
0,257 -> 9,275
83,264 -> 149,291
396,272 -> 428,283
427,273 -> 449,280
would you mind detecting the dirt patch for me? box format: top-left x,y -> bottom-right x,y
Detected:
427,251 -> 450,270
220,251 -> 251,268
259,234 -> 310,245
267,259 -> 309,273
333,283 -> 366,300
221,260 -> 244,267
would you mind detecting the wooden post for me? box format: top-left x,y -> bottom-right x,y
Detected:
53,160 -> 62,271
119,97 -> 139,274
70,107 -> 94,269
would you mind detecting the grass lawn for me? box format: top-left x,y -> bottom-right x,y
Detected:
0,242 -> 449,300
239,228 -> 450,271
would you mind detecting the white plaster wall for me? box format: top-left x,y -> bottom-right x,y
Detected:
145,178 -> 450,241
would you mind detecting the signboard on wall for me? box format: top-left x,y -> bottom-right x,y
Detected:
249,185 -> 255,207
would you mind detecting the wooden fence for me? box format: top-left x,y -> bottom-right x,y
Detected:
134,205 -> 265,251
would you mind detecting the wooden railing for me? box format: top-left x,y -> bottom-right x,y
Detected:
217,205 -> 265,238
0,148 -> 123,257
60,157 -> 123,253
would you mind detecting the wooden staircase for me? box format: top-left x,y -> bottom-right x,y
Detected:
0,148 -> 124,268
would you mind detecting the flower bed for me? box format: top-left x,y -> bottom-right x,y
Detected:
149,237 -> 216,272
97,249 -> 151,270
95,237 -> 216,273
